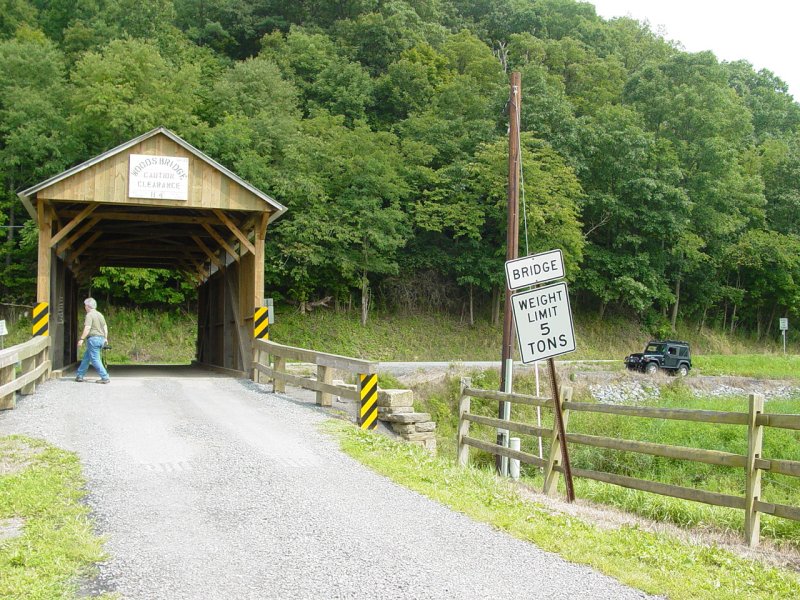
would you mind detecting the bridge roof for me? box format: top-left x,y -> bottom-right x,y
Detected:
18,126 -> 286,221
18,127 -> 285,279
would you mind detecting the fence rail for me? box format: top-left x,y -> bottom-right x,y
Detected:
0,336 -> 51,410
253,339 -> 379,428
457,379 -> 800,548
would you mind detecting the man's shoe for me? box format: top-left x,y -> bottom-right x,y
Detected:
97,379 -> 110,384
75,377 -> 85,382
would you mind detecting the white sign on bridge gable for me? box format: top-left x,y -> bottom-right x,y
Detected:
511,281 -> 576,363
129,154 -> 190,201
505,249 -> 564,290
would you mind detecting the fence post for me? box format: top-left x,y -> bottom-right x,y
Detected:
543,386 -> 572,496
745,393 -> 765,547
457,378 -> 472,467
317,365 -> 333,406
273,355 -> 286,393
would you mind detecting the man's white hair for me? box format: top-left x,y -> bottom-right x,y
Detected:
84,297 -> 97,310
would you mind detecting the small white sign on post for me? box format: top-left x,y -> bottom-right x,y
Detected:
779,318 -> 789,331
0,319 -> 7,336
505,249 -> 564,290
511,281 -> 576,363
129,154 -> 190,200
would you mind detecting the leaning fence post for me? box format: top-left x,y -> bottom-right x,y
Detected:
745,393 -> 765,547
457,378 -> 472,467
543,386 -> 572,496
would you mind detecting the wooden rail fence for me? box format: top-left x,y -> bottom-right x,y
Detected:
457,378 -> 800,547
0,336 -> 51,410
253,339 -> 378,426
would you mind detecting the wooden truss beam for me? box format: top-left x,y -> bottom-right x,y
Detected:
213,209 -> 255,255
202,223 -> 239,262
49,204 -> 98,248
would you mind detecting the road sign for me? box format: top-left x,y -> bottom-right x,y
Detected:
0,320 -> 6,336
505,249 -> 564,290
779,318 -> 789,331
511,281 -> 576,363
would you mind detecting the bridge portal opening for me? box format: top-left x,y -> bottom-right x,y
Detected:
18,127 -> 285,374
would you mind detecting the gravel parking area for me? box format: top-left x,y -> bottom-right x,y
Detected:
0,375 -> 658,599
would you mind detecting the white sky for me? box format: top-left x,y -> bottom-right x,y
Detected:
590,1 -> 799,100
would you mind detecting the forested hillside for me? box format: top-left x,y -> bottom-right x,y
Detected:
1,0 -> 799,338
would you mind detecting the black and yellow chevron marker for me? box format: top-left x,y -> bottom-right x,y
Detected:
359,373 -> 378,430
254,306 -> 269,340
32,302 -> 49,337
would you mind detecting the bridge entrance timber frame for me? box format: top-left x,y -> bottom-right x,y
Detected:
17,127 -> 286,373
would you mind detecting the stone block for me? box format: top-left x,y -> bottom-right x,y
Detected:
381,412 -> 431,424
404,431 -> 435,442
377,389 -> 414,408
415,421 -> 436,433
378,406 -> 413,418
391,423 -> 416,435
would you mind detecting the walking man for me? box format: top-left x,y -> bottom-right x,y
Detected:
75,297 -> 110,384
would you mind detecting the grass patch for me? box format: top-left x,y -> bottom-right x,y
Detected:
694,354 -> 800,380
325,419 -> 800,599
0,435 -> 110,599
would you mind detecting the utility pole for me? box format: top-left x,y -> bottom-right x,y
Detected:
496,71 -> 521,475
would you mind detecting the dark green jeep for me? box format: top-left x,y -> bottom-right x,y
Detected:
624,340 -> 691,376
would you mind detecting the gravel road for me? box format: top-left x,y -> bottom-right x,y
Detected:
0,375 -> 658,600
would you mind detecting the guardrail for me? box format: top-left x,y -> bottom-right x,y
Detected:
0,336 -> 51,410
253,339 -> 379,428
458,379 -> 800,548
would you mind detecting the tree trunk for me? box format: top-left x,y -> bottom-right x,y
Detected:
469,284 -> 474,327
5,202 -> 14,269
766,305 -> 777,336
599,302 -> 606,319
670,276 -> 681,332
730,303 -> 737,335
722,301 -> 728,331
360,275 -> 369,327
491,287 -> 500,326
698,306 -> 708,332
756,307 -> 763,340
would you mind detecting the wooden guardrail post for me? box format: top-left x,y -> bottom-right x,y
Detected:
317,365 -> 333,406
745,393 -> 765,547
273,355 -> 286,393
543,386 -> 572,496
20,350 -> 39,396
0,361 -> 14,410
458,378 -> 472,467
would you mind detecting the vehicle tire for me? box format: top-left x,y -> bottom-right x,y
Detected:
645,362 -> 658,375
678,364 -> 689,377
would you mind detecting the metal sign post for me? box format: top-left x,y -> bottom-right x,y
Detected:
780,318 -> 788,355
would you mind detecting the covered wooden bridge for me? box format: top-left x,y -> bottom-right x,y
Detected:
17,127 -> 286,373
